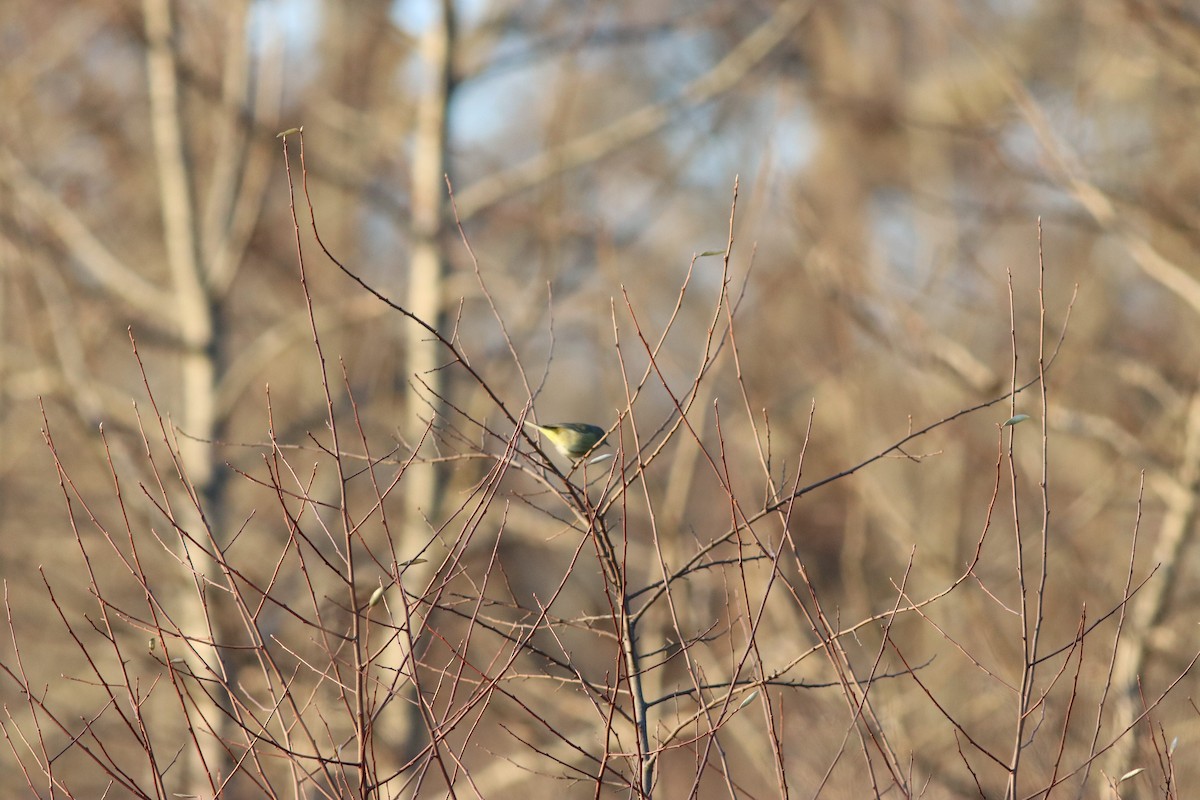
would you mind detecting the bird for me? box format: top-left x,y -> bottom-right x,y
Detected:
523,420 -> 608,461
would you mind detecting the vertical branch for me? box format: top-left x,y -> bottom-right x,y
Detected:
1002,264 -> 1028,799
285,132 -> 378,794
1005,223 -> 1052,799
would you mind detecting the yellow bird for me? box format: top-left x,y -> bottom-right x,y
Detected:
524,420 -> 608,461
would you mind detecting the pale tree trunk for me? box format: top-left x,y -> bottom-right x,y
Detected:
378,0 -> 457,785
143,0 -> 231,794
405,0 -> 454,531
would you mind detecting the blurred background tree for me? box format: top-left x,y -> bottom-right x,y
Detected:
2,0 -> 1199,797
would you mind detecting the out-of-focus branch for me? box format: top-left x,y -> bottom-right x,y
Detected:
453,0 -> 815,219
0,146 -> 173,317
968,24 -> 1200,317
1105,386 -> 1200,779
203,0 -> 283,297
